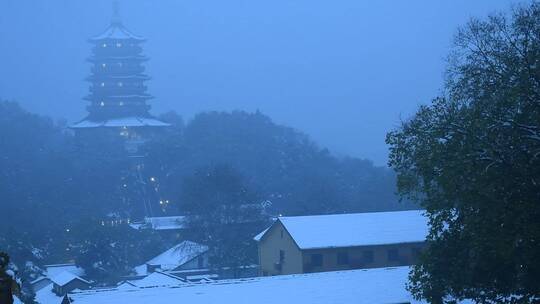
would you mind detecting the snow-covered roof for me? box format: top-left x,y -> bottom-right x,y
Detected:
130,216 -> 187,231
30,276 -> 50,285
135,241 -> 208,275
256,210 -> 428,249
253,227 -> 270,242
116,281 -> 138,290
130,271 -> 185,288
50,271 -> 90,287
87,55 -> 149,62
45,263 -> 85,278
67,267 -> 424,304
34,283 -> 62,304
90,23 -> 145,41
71,117 -> 170,129
86,73 -> 150,80
147,216 -> 187,230
84,94 -> 153,100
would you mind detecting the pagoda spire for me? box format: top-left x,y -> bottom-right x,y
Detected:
111,1 -> 121,25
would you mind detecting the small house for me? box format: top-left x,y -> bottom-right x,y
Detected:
50,271 -> 91,296
134,240 -> 209,276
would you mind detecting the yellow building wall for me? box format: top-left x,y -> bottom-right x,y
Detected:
301,242 -> 425,273
258,222 -> 303,276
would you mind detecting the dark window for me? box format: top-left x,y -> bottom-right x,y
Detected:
362,250 -> 374,263
311,254 -> 323,267
262,271 -> 268,276
337,252 -> 349,265
197,256 -> 204,268
279,250 -> 285,262
280,230 -> 284,239
388,248 -> 399,261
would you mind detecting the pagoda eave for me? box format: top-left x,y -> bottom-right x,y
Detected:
84,95 -> 154,101
87,56 -> 149,63
85,75 -> 151,81
71,117 -> 170,129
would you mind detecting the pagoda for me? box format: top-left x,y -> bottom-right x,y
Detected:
71,6 -> 168,148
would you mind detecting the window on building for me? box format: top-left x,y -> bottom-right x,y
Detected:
118,82 -> 123,87
119,101 -> 124,106
362,250 -> 374,263
311,254 -> 323,267
116,42 -> 122,47
102,63 -> 106,68
337,252 -> 349,265
100,82 -> 105,87
262,271 -> 268,276
279,250 -> 285,263
197,256 -> 204,268
388,248 -> 399,262
280,230 -> 284,239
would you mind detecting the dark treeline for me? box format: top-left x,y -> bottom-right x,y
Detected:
0,101 -> 415,285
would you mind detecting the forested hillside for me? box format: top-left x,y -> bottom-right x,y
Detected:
0,101 -> 415,285
146,111 -> 412,216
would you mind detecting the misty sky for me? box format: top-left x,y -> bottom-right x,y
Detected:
0,0 -> 516,165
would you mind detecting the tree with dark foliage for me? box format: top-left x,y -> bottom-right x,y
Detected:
0,252 -> 21,304
387,3 -> 540,303
143,111 -> 413,216
180,165 -> 268,276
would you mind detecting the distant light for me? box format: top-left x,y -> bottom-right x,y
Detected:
150,177 -> 156,182
116,43 -> 122,47
118,82 -> 123,87
100,101 -> 105,106
119,101 -> 124,106
100,82 -> 105,87
159,200 -> 164,205
123,184 -> 127,188
66,229 -> 70,232
102,43 -> 107,48
102,63 -> 107,68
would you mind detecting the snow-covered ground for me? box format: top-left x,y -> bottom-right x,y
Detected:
67,266 -> 421,304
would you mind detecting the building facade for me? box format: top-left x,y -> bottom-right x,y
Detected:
255,210 -> 428,276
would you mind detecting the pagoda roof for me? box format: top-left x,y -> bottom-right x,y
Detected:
86,74 -> 151,81
90,22 -> 145,42
84,94 -> 154,101
71,116 -> 170,129
87,55 -> 149,62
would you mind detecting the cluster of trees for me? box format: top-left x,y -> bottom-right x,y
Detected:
145,110 -> 411,216
387,3 -> 540,303
0,100 -> 408,290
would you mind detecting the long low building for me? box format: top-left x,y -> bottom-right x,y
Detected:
254,209 -> 428,276
64,266 -> 422,304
